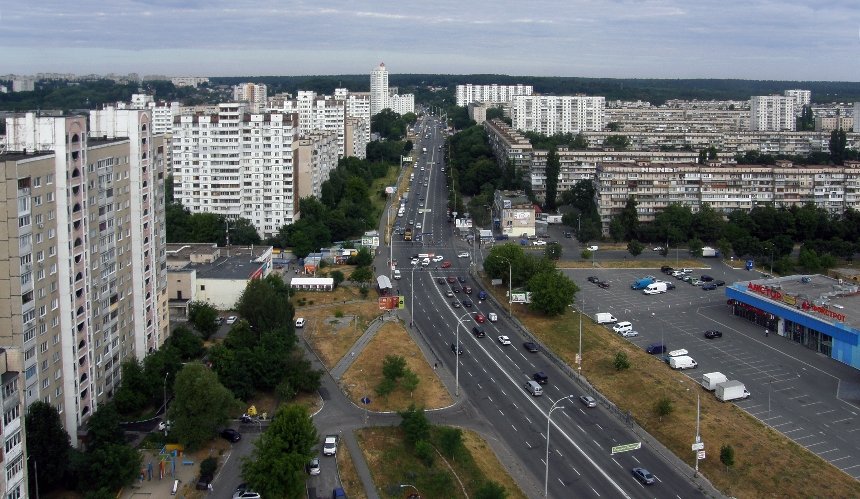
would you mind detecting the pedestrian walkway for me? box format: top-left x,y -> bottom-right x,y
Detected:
330,315 -> 393,380
342,431 -> 381,499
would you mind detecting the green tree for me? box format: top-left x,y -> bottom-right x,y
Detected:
571,132 -> 588,150
580,249 -> 593,260
527,269 -> 578,316
26,401 -> 71,493
375,377 -> 397,397
330,270 -> 345,288
241,404 -> 318,499
235,274 -> 294,333
627,240 -> 644,257
604,135 -> 631,150
607,122 -> 622,132
382,354 -> 407,381
544,242 -> 562,260
610,196 -> 639,241
829,129 -> 848,165
654,397 -> 673,422
188,301 -> 219,339
437,426 -> 464,459
113,359 -> 150,415
347,247 -> 374,267
166,324 -> 204,360
414,440 -> 435,467
350,265 -> 373,284
688,238 -> 704,257
399,404 -> 431,446
474,481 -> 509,499
85,402 -> 125,449
544,148 -> 560,210
720,444 -> 735,472
401,369 -> 420,398
73,443 -> 141,493
614,352 -> 630,371
170,363 -> 241,450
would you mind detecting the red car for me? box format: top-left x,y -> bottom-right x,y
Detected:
441,261 -> 451,268
447,276 -> 457,283
474,313 -> 486,323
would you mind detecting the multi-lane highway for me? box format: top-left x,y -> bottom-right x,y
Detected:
388,115 -> 712,498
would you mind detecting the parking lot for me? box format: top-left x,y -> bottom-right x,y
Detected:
564,261 -> 860,479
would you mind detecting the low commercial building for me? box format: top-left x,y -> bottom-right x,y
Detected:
166,243 -> 273,314
726,274 -> 860,370
493,190 -> 535,237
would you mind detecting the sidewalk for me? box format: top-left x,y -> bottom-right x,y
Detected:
330,315 -> 392,380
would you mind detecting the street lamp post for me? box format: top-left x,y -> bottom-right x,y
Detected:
456,312 -> 472,397
499,257 -> 513,318
410,267 -> 415,326
163,372 -> 169,418
546,395 -> 576,497
578,299 -> 584,373
399,484 -> 420,498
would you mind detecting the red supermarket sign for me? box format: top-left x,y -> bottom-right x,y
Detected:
747,283 -> 845,322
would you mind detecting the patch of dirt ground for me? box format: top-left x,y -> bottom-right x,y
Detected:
298,292 -> 383,370
336,435 -> 368,499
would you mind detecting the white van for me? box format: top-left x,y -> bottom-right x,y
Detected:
669,355 -> 698,370
595,313 -> 617,324
612,321 -> 633,333
643,282 -> 668,294
524,380 -> 543,396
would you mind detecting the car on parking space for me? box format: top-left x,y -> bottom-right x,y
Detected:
453,287 -> 460,293
226,316 -> 238,325
681,268 -> 693,273
451,343 -> 463,355
662,281 -> 676,290
681,275 -> 693,283
410,257 -> 419,265
458,276 -> 466,283
497,335 -> 511,345
442,261 -> 451,268
458,251 -> 470,258
462,299 -> 473,307
587,276 -> 600,283
445,290 -> 454,297
672,271 -> 685,278
597,281 -> 611,289
533,240 -> 547,246
437,277 -> 446,284
564,231 -> 573,238
652,246 -> 664,251
196,473 -> 214,490
463,286 -> 473,294
523,342 -> 539,353
214,317 -> 224,326
619,330 -> 640,337
691,279 -> 703,286
632,467 -> 656,485
451,300 -> 461,308
704,330 -> 723,339
221,428 -> 241,442
233,487 -> 262,499
432,255 -> 444,262
661,266 -> 674,273
295,317 -> 305,328
700,275 -> 714,281
306,457 -> 321,475
474,313 -> 486,323
332,488 -> 346,499
587,245 -> 599,251
579,395 -> 597,408
714,280 -> 726,286
447,276 -> 457,283
702,283 -> 717,291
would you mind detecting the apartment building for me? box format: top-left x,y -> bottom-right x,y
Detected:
0,349 -> 25,499
1,110 -> 167,448
605,105 -> 749,133
750,95 -> 796,131
233,83 -> 268,113
595,160 -> 860,234
784,89 -> 812,112
370,63 -> 389,116
512,95 -> 605,135
815,116 -> 854,132
484,119 -> 534,175
344,116 -> 369,159
171,76 -> 209,88
855,103 -> 860,133
456,84 -> 534,107
172,105 -> 300,238
296,131 -> 339,199
388,92 -> 415,115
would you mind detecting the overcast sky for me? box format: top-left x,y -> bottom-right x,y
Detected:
2,1 -> 858,80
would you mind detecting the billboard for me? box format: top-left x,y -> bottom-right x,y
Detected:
378,296 -> 405,310
510,292 -> 532,304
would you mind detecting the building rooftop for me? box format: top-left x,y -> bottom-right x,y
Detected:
733,274 -> 860,330
166,243 -> 272,280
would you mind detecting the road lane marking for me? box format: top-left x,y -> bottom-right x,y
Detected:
511,424 -> 518,432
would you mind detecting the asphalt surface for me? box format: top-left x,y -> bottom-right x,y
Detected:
566,262 -> 860,480
388,117 -> 719,498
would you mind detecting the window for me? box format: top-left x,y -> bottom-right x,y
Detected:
33,177 -> 41,187
23,327 -> 35,342
3,405 -> 20,425
24,365 -> 36,380
47,192 -> 54,202
5,430 -> 22,453
5,455 -> 24,482
7,484 -> 21,499
46,174 -> 54,184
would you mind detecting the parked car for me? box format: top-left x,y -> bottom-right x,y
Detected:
619,330 -> 640,338
632,467 -> 656,485
306,457 -> 321,475
451,300 -> 461,308
700,275 -> 714,281
458,276 -> 467,283
579,395 -> 597,408
587,245 -> 599,251
587,276 -> 600,283
660,266 -> 674,274
564,232 -> 573,238
221,428 -> 241,442
691,279 -> 703,286
447,276 -> 457,283
196,473 -> 214,490
441,261 -> 451,268
714,280 -> 726,286
597,281 -> 611,289
497,335 -> 511,345
533,240 -> 547,246
704,330 -> 723,339
295,317 -> 305,328
652,246 -> 664,251
437,277 -> 446,284
226,316 -> 238,325
523,342 -> 539,353
702,283 -> 718,291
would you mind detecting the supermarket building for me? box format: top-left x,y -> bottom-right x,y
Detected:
725,274 -> 860,370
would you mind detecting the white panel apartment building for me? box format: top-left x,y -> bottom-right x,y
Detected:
456,84 -> 534,106
784,89 -> 811,112
370,63 -> 389,116
388,93 -> 415,115
172,105 -> 300,238
1,110 -> 167,448
512,95 -> 606,135
750,95 -> 796,131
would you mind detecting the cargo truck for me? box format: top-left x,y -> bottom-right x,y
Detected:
715,380 -> 750,402
701,246 -> 720,257
631,276 -> 656,290
701,372 -> 727,391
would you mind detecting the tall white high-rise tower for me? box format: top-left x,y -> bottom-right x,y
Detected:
370,63 -> 389,116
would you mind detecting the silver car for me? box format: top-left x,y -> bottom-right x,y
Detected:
579,395 -> 597,408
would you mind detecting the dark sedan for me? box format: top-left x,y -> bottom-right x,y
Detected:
587,276 -> 600,283
702,283 -> 717,291
221,428 -> 241,442
714,280 -> 726,286
597,281 -> 611,289
704,330 -> 723,339
700,275 -> 714,282
523,342 -> 539,353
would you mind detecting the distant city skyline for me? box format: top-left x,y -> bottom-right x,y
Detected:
2,1 -> 859,81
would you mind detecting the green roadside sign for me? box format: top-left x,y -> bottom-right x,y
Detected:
611,442 -> 642,454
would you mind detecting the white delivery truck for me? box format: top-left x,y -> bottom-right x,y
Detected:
701,372 -> 727,391
595,313 -> 617,324
669,355 -> 698,370
643,282 -> 668,294
715,380 -> 750,402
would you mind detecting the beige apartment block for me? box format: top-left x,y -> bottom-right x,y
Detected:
1,110 -> 166,447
